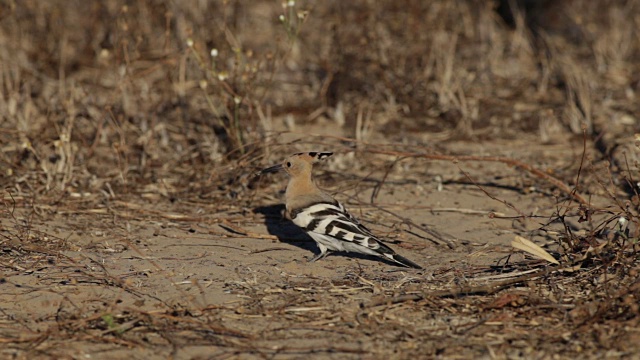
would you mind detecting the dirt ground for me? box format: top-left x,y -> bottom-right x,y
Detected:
2,1 -> 640,359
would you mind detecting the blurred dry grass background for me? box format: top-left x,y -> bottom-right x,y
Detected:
1,0 -> 639,199
2,0 -> 640,358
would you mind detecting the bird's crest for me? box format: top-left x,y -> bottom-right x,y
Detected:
258,151 -> 332,176
293,152 -> 333,164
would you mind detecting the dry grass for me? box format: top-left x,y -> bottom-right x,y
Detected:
1,0 -> 640,358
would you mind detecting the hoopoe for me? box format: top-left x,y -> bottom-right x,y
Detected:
260,152 -> 422,269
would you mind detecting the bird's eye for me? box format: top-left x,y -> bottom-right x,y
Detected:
286,162 -> 292,167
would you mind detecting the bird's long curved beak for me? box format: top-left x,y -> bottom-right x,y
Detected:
258,164 -> 283,175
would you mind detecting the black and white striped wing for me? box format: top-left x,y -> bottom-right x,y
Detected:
290,201 -> 423,269
291,202 -> 376,244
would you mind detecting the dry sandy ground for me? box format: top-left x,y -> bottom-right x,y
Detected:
3,133 -> 637,359
2,1 -> 640,358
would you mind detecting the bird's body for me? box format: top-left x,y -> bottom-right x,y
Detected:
260,152 -> 422,269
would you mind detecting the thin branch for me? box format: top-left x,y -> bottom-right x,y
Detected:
360,149 -> 589,205
361,266 -> 558,308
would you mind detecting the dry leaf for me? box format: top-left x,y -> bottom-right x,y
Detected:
512,235 -> 560,265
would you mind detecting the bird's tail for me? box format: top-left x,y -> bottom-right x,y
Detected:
384,253 -> 423,269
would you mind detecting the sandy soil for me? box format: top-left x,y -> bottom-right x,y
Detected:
1,1 -> 640,359
3,135 -> 637,359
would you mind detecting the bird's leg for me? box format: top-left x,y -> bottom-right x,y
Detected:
309,243 -> 330,262
309,251 -> 330,262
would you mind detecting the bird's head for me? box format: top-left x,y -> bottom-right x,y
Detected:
259,151 -> 333,177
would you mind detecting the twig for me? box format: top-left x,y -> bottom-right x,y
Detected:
458,166 -> 526,218
348,203 -> 505,217
249,247 -> 293,254
361,266 -> 558,308
370,156 -> 404,204
362,149 -> 589,205
355,200 -> 457,249
219,219 -> 280,240
430,208 -> 506,216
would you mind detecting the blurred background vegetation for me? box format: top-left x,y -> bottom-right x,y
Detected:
0,0 -> 638,198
